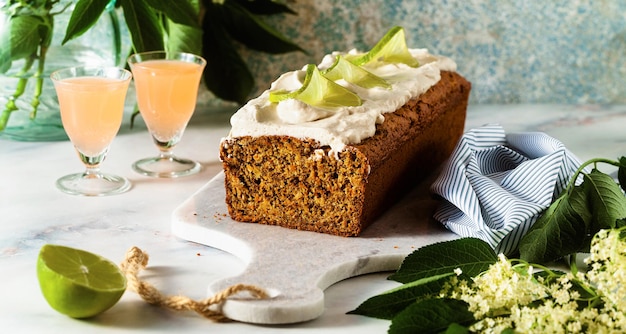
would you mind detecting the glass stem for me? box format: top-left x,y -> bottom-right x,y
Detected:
84,165 -> 102,179
159,150 -> 175,160
78,149 -> 107,168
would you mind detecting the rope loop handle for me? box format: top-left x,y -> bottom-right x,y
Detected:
120,246 -> 268,322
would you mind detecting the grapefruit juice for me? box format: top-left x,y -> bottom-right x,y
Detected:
55,76 -> 130,157
130,60 -> 204,143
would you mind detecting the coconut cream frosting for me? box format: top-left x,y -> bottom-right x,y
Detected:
226,48 -> 457,155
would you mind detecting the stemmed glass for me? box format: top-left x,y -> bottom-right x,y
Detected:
127,51 -> 207,178
51,66 -> 132,196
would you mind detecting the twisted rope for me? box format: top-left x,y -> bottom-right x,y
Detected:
120,246 -> 268,322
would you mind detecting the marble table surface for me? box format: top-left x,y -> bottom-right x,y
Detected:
2,104 -> 625,333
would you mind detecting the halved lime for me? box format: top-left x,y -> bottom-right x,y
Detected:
37,244 -> 126,318
322,55 -> 391,89
352,26 -> 419,67
269,64 -> 362,108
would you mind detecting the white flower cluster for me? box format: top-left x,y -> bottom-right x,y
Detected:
439,228 -> 626,333
585,228 -> 626,314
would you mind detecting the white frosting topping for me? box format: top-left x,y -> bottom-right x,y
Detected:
227,48 -> 457,155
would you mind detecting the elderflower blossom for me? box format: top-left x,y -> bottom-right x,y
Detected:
584,228 -> 626,314
509,299 -> 588,333
446,254 -> 546,319
437,228 -> 626,333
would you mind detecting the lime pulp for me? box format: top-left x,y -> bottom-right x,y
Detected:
37,244 -> 126,318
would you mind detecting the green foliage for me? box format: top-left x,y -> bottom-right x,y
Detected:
349,238 -> 496,324
216,0 -> 303,54
96,0 -> 303,103
389,238 -> 497,283
348,272 -> 457,320
519,158 -> 626,263
62,0 -> 111,44
619,157 -> 626,192
389,298 -> 474,334
584,168 -> 626,229
115,0 -> 165,52
1,0 -> 302,131
201,0 -> 303,103
166,20 -> 202,56
351,156 -> 626,332
1,0 -> 58,130
517,186 -> 591,263
6,15 -> 46,62
142,0 -> 198,28
201,1 -> 254,104
1,1 -> 57,67
64,0 -> 201,59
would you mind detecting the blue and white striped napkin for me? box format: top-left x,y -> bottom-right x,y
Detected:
430,124 -> 583,255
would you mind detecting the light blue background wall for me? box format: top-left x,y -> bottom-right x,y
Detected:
239,0 -> 626,104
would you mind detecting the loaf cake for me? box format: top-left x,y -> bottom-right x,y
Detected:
220,31 -> 471,237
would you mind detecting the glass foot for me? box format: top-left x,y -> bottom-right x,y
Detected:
132,155 -> 201,178
56,172 -> 131,196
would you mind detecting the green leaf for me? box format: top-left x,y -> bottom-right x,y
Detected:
0,14 -> 13,73
143,0 -> 199,27
388,298 -> 474,334
444,322 -> 471,334
62,0 -> 109,44
389,238 -> 497,284
618,156 -> 626,193
119,0 -> 164,52
519,184 -> 592,263
7,15 -> 43,60
166,20 -> 202,54
348,272 -> 455,320
38,14 -> 54,48
202,2 -> 254,103
0,49 -> 10,74
233,0 -> 297,15
219,1 -> 304,54
583,168 -> 626,230
535,269 -> 597,300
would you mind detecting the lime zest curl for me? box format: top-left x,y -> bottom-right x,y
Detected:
322,55 -> 391,89
269,26 -> 420,108
269,64 -> 362,108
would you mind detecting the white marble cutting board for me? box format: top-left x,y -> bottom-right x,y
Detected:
171,172 -> 457,324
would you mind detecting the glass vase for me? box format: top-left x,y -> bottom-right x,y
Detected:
0,0 -> 128,141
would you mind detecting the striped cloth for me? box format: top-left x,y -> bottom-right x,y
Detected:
430,124 -> 583,255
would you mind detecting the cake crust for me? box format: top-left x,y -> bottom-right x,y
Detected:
220,71 -> 471,236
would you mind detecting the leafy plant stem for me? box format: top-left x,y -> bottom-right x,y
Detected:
512,260 -> 557,278
30,47 -> 47,119
0,55 -> 36,131
29,9 -> 55,120
2,0 -> 301,133
107,7 -> 123,66
569,253 -> 578,276
530,257 -> 602,304
50,1 -> 73,16
0,109 -> 10,131
0,0 -> 64,130
354,155 -> 626,332
566,158 -> 621,195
